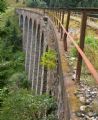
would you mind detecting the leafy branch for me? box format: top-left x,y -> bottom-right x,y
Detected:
41,49 -> 57,70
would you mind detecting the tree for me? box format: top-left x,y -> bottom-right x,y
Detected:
26,0 -> 47,7
16,0 -> 19,3
43,0 -> 98,8
43,0 -> 50,6
0,15 -> 24,88
77,0 -> 98,7
0,0 -> 7,13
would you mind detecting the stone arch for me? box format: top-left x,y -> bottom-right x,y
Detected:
42,46 -> 48,93
25,18 -> 33,74
33,20 -> 37,36
20,14 -> 23,28
28,20 -> 37,82
33,24 -> 41,91
29,18 -> 32,31
37,32 -> 44,94
24,16 -> 28,50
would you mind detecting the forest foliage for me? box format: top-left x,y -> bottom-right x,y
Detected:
0,1 -> 57,120
0,15 -> 57,119
0,0 -> 7,13
26,0 -> 98,8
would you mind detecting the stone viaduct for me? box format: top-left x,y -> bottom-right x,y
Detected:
16,8 -> 70,120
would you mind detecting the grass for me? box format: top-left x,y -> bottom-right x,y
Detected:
6,0 -> 25,7
7,0 -> 17,6
67,87 -> 81,112
68,36 -> 98,86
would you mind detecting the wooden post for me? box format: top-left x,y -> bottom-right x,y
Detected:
61,11 -> 65,39
52,10 -> 54,22
63,11 -> 70,51
53,10 -> 55,23
76,11 -> 87,83
60,11 -> 62,33
44,8 -> 45,15
56,10 -> 58,25
53,10 -> 55,24
60,10 -> 62,21
54,11 -> 56,25
58,10 -> 61,32
57,10 -> 59,26
63,33 -> 68,51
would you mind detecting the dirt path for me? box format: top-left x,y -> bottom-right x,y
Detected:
53,25 -> 80,119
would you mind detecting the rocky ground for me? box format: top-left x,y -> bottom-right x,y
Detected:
67,52 -> 98,120
65,51 -> 98,120
74,82 -> 98,120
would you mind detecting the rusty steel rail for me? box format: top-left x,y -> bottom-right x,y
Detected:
44,8 -> 98,84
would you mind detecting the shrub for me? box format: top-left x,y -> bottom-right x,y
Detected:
41,49 -> 57,69
8,72 -> 30,90
0,89 -> 57,120
0,87 -> 8,107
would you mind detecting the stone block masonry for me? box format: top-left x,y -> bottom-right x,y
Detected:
16,8 -> 70,120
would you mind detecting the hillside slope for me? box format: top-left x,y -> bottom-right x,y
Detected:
6,0 -> 25,7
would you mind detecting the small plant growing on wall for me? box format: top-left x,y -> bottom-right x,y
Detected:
41,49 -> 57,70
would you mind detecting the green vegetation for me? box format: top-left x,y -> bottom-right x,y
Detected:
0,89 -> 57,120
49,0 -> 98,8
70,36 -> 98,68
0,2 -> 57,120
0,12 -> 26,106
85,36 -> 98,49
84,36 -> 98,70
0,0 -> 7,13
26,0 -> 47,7
0,14 -> 24,87
71,36 -> 98,63
41,50 -> 57,70
70,45 -> 78,57
6,0 -> 25,7
25,0 -> 98,8
70,36 -> 98,85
